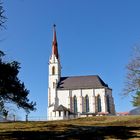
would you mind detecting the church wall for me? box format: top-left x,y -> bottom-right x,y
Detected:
71,89 -> 95,113
57,90 -> 69,108
95,88 -> 105,96
71,89 -> 81,113
57,89 -> 96,113
106,88 -> 116,114
82,89 -> 93,97
48,85 -> 56,105
81,89 -> 94,113
95,88 -> 106,112
48,106 -> 54,120
56,88 -> 112,114
55,88 -> 115,116
71,89 -> 81,97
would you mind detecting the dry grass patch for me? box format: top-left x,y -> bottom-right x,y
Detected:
0,115 -> 140,139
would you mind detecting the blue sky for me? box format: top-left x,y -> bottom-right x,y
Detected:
1,0 -> 140,120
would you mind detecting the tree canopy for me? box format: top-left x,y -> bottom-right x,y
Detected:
124,46 -> 140,106
0,51 -> 36,113
0,1 -> 36,114
132,91 -> 140,107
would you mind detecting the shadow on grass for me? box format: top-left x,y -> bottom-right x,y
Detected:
0,126 -> 140,140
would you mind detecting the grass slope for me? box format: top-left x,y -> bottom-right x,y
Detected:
0,116 -> 140,139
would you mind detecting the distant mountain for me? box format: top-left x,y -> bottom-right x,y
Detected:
129,107 -> 140,115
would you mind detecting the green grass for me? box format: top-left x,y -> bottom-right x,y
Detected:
0,116 -> 140,139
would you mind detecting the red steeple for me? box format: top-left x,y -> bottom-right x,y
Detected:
52,24 -> 59,59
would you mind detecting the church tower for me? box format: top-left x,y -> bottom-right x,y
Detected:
48,25 -> 61,119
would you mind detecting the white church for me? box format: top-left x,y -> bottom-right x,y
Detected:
48,25 -> 115,120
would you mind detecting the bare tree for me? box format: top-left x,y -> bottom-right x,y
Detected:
0,0 -> 6,29
2,105 -> 19,121
124,46 -> 140,106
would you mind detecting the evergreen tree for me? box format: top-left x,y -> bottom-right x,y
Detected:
0,51 -> 36,113
0,1 -> 36,113
132,91 -> 140,106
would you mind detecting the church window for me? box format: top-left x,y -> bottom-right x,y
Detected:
52,66 -> 55,75
85,95 -> 89,112
97,95 -> 102,112
106,95 -> 110,113
73,96 -> 77,113
59,111 -> 61,117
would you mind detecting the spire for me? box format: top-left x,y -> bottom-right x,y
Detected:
52,24 -> 59,59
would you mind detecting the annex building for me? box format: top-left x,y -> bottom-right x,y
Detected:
48,26 -> 115,120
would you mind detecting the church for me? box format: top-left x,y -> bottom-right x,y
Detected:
48,25 -> 115,120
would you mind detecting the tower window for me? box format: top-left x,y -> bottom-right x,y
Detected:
52,66 -> 55,75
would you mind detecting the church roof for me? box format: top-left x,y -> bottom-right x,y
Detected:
57,75 -> 109,90
53,105 -> 69,111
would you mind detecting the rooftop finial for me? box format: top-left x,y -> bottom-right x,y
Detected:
53,24 -> 56,28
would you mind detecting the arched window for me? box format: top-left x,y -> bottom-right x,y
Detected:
52,66 -> 55,75
85,95 -> 89,112
97,95 -> 102,112
59,111 -> 61,117
73,96 -> 77,113
106,95 -> 110,113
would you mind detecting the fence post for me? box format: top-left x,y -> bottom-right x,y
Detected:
26,114 -> 28,122
13,115 -> 16,122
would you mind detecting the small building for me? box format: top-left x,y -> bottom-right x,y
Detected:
53,105 -> 75,120
47,25 -> 116,120
117,112 -> 129,116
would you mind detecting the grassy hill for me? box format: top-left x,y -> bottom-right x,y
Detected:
0,116 -> 140,139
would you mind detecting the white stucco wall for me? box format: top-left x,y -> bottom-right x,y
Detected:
56,88 -> 109,114
57,90 -> 69,108
95,88 -> 106,112
48,87 -> 115,120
